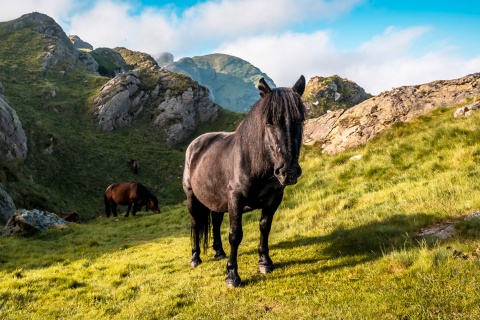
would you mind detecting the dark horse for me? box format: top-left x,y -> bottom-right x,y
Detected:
104,182 -> 160,217
183,76 -> 306,287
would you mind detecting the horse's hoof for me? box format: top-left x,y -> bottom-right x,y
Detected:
214,250 -> 227,260
190,258 -> 202,268
225,276 -> 242,288
258,264 -> 274,274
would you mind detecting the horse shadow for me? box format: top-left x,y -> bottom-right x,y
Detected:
258,213 -> 434,279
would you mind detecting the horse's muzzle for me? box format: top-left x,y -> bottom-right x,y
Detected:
274,164 -> 302,186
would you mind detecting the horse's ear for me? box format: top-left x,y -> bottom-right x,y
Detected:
258,77 -> 271,98
293,75 -> 306,96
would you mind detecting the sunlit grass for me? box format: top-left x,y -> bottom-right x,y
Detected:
2,106 -> 480,318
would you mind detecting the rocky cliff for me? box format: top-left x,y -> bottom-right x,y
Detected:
159,53 -> 275,112
0,84 -> 27,161
92,50 -> 219,146
303,73 -> 480,154
303,75 -> 371,118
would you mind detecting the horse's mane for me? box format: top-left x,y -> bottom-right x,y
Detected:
235,87 -> 306,172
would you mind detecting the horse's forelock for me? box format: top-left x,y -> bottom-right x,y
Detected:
257,87 -> 306,125
235,87 -> 306,170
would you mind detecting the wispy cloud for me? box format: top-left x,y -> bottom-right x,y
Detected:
0,0 -> 479,95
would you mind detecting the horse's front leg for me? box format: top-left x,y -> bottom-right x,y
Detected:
226,196 -> 243,288
258,192 -> 283,274
212,212 -> 227,260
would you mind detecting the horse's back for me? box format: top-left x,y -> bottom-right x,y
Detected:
107,182 -> 137,205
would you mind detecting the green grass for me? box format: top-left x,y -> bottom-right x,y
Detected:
2,106 -> 480,319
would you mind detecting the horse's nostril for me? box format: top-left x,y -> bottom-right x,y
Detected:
274,165 -> 284,177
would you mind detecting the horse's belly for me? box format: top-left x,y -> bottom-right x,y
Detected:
191,180 -> 229,212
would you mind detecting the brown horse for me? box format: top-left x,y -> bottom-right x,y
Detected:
104,182 -> 160,217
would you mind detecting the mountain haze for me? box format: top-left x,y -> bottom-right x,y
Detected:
159,53 -> 275,112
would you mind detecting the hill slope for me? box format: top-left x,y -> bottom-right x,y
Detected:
0,13 -> 243,221
1,104 -> 480,319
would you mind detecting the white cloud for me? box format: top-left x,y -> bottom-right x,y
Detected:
1,0 -> 479,95
0,0 -> 80,26
216,26 -> 480,94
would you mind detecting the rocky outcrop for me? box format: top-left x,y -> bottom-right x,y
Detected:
304,73 -> 480,154
69,35 -> 93,50
153,86 -> 218,146
93,71 -> 144,130
160,53 -> 274,112
0,96 -> 27,160
0,185 -> 16,224
0,209 -> 68,236
90,48 -> 128,77
78,50 -> 99,73
304,75 -> 370,118
92,67 -> 219,146
453,101 -> 480,117
8,12 -> 79,71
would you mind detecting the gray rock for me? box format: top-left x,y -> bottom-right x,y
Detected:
92,67 -> 219,145
0,96 -> 28,160
69,35 -> 94,50
1,209 -> 68,236
78,50 -> 99,73
153,87 -> 218,146
453,101 -> 480,117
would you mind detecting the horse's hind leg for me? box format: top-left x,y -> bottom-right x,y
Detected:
187,191 -> 210,268
131,202 -> 139,216
125,204 -> 132,217
212,212 -> 227,260
111,203 -> 118,217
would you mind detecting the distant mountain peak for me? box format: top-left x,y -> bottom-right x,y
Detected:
159,53 -> 275,112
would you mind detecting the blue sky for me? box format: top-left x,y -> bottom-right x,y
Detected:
1,0 -> 479,94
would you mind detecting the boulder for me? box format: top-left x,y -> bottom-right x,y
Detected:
453,101 -> 480,117
1,209 -> 68,236
304,73 -> 480,154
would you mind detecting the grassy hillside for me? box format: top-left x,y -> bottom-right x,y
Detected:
1,103 -> 480,319
0,23 -> 242,220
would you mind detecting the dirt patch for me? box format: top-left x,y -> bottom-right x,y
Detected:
417,211 -> 480,239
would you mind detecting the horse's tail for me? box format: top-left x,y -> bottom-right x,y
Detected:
104,192 -> 111,217
191,205 -> 211,253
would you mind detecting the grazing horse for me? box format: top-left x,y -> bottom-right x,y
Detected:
104,182 -> 160,217
183,76 -> 306,287
63,211 -> 81,223
129,159 -> 139,174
